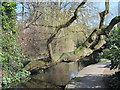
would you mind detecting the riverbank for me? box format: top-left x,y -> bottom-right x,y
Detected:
65,61 -> 118,89
2,57 -> 96,88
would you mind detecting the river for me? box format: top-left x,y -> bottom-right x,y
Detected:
4,56 -> 96,89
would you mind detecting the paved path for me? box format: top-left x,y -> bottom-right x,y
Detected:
65,61 -> 118,88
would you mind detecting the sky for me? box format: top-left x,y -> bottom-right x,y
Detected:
16,0 -> 119,26
91,1 -> 119,26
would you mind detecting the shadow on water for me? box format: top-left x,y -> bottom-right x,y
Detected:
4,55 -> 97,89
14,62 -> 81,89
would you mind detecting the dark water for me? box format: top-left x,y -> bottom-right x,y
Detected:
13,61 -> 84,89
5,57 -> 95,89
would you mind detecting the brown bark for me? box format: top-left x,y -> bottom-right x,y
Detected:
99,0 -> 109,28
24,15 -> 120,71
24,1 -> 120,71
104,16 -> 120,34
55,16 -> 120,62
47,0 -> 87,61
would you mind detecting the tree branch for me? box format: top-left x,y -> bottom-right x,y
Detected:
24,15 -> 120,71
46,0 -> 87,61
32,23 -> 57,28
105,16 -> 120,34
24,2 -> 120,71
99,0 -> 109,28
32,0 -> 87,29
24,12 -> 42,29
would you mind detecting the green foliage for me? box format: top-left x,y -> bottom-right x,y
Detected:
2,70 -> 30,85
109,71 -> 120,88
105,27 -> 120,70
3,75 -> 30,88
105,27 -> 120,89
0,2 -> 30,85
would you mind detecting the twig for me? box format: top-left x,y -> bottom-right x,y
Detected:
24,12 -> 42,29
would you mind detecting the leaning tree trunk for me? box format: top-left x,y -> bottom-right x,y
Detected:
57,16 -> 120,62
23,0 -> 120,71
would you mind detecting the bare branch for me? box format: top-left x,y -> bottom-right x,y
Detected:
105,16 -> 120,34
32,23 -> 57,28
24,12 -> 42,29
46,0 -> 87,60
99,0 -> 109,28
33,0 -> 87,29
60,0 -> 87,28
22,2 -> 42,29
47,0 -> 87,44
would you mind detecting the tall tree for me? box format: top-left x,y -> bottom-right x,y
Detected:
21,0 -> 120,71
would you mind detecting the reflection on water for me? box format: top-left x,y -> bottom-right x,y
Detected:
70,71 -> 78,79
32,62 -> 79,86
12,58 -> 94,89
13,61 -> 83,88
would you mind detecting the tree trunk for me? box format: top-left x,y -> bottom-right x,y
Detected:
23,0 -> 120,71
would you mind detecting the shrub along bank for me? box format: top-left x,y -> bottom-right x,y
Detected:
0,2 -> 31,86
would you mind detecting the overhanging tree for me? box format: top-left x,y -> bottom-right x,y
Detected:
45,0 -> 120,62
22,0 -> 120,71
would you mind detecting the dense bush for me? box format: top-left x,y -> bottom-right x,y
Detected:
104,27 -> 120,88
0,2 -> 30,86
109,71 -> 120,88
105,27 -> 120,70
